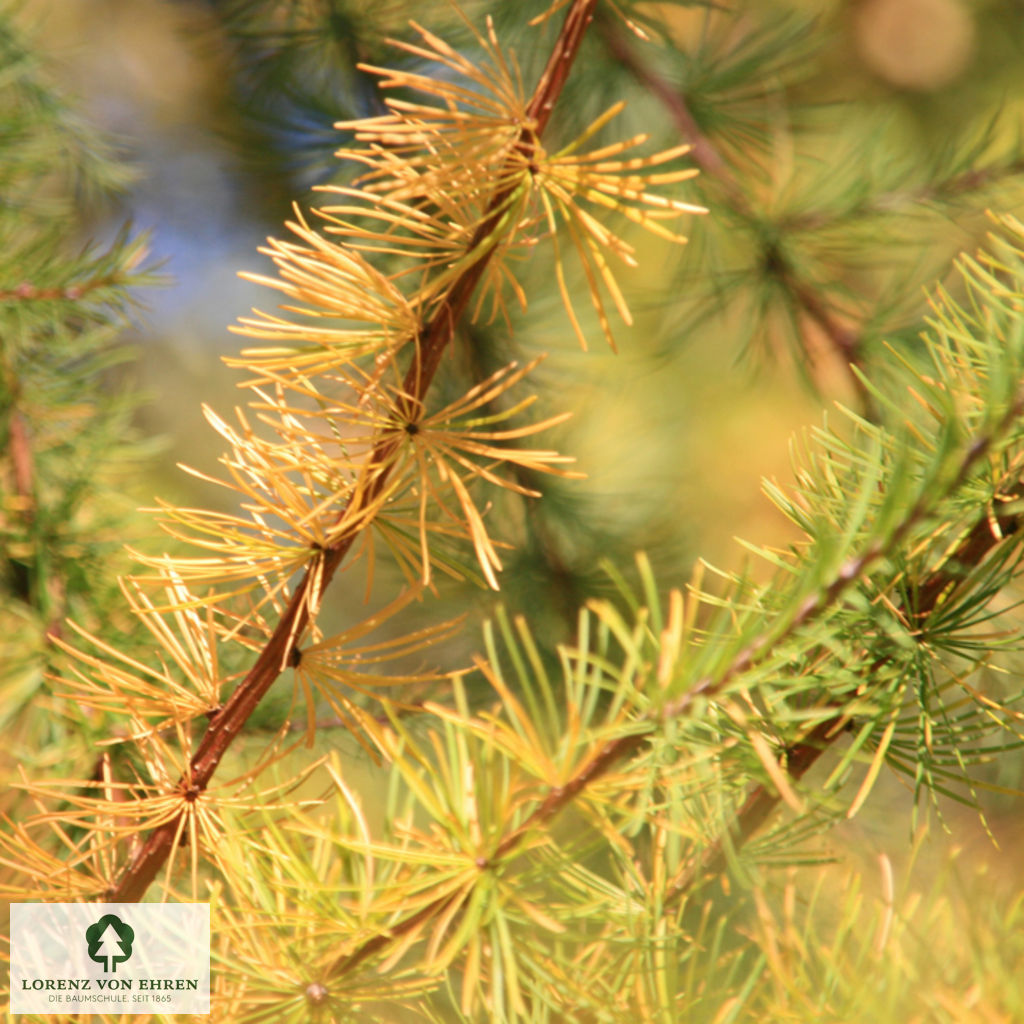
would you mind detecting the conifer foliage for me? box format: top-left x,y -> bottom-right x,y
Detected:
4,1 -> 1024,1021
0,15 -> 155,823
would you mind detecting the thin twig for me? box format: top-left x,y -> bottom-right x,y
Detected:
0,274 -> 121,304
786,159 -> 1024,233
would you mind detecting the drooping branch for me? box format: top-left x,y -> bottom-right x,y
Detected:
109,0 -> 600,905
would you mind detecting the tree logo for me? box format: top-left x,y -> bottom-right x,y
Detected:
85,914 -> 135,973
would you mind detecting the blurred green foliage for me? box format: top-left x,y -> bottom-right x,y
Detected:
0,9 -> 160,805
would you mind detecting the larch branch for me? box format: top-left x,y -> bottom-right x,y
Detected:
109,0 -> 599,905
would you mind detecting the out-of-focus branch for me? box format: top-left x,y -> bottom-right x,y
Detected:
598,16 -> 873,410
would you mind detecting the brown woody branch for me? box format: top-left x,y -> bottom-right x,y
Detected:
8,409 -> 34,506
109,0 -> 600,904
0,273 -> 123,304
